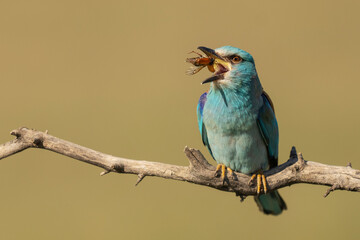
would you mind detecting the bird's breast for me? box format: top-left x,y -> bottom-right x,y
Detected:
203,90 -> 262,134
202,90 -> 268,173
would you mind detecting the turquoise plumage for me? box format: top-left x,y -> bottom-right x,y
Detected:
194,46 -> 286,215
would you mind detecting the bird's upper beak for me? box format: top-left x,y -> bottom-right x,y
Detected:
198,46 -> 231,84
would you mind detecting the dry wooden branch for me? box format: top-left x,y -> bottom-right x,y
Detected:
1,127 -> 359,197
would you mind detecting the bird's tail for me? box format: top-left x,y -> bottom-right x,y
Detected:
254,190 -> 287,215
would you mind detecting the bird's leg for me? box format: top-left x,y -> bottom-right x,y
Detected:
215,164 -> 222,175
214,164 -> 224,179
261,174 -> 267,193
215,164 -> 235,182
221,164 -> 226,180
248,170 -> 267,194
227,167 -> 233,176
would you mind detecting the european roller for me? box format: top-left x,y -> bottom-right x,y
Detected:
187,46 -> 287,215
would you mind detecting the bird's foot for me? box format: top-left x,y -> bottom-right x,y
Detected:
248,170 -> 267,194
215,164 -> 234,182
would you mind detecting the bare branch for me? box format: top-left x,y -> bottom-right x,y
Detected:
1,127 -> 360,196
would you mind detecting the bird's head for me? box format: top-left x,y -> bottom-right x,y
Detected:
196,46 -> 257,87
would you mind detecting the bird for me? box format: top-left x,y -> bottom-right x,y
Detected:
189,46 -> 287,215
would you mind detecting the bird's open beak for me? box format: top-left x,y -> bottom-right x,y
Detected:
198,46 -> 231,84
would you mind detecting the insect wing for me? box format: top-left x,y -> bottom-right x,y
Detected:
186,65 -> 205,75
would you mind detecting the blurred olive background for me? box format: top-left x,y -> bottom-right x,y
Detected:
0,0 -> 359,239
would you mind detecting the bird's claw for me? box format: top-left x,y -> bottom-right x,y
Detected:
215,164 -> 234,183
248,171 -> 267,194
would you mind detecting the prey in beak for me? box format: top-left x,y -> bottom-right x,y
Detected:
186,46 -> 231,84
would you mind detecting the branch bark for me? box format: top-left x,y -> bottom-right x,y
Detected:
1,127 -> 359,197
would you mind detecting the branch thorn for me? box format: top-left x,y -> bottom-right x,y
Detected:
135,173 -> 146,186
347,162 -> 352,168
324,184 -> 340,198
100,170 -> 111,176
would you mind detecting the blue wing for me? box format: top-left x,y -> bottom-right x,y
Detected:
256,92 -> 287,215
197,92 -> 214,159
257,91 -> 279,168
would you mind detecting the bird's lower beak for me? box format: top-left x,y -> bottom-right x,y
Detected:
198,46 -> 231,84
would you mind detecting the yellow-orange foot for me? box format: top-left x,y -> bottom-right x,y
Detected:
248,170 -> 267,194
215,164 -> 234,182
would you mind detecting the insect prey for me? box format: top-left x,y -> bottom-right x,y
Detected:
186,51 -> 215,75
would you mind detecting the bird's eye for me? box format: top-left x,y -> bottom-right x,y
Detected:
230,55 -> 242,64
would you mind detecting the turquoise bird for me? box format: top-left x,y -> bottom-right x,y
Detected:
189,46 -> 287,215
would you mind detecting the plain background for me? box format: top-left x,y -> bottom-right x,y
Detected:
1,0 -> 359,239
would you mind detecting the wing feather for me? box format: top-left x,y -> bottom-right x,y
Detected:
197,92 -> 214,159
257,91 -> 279,168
